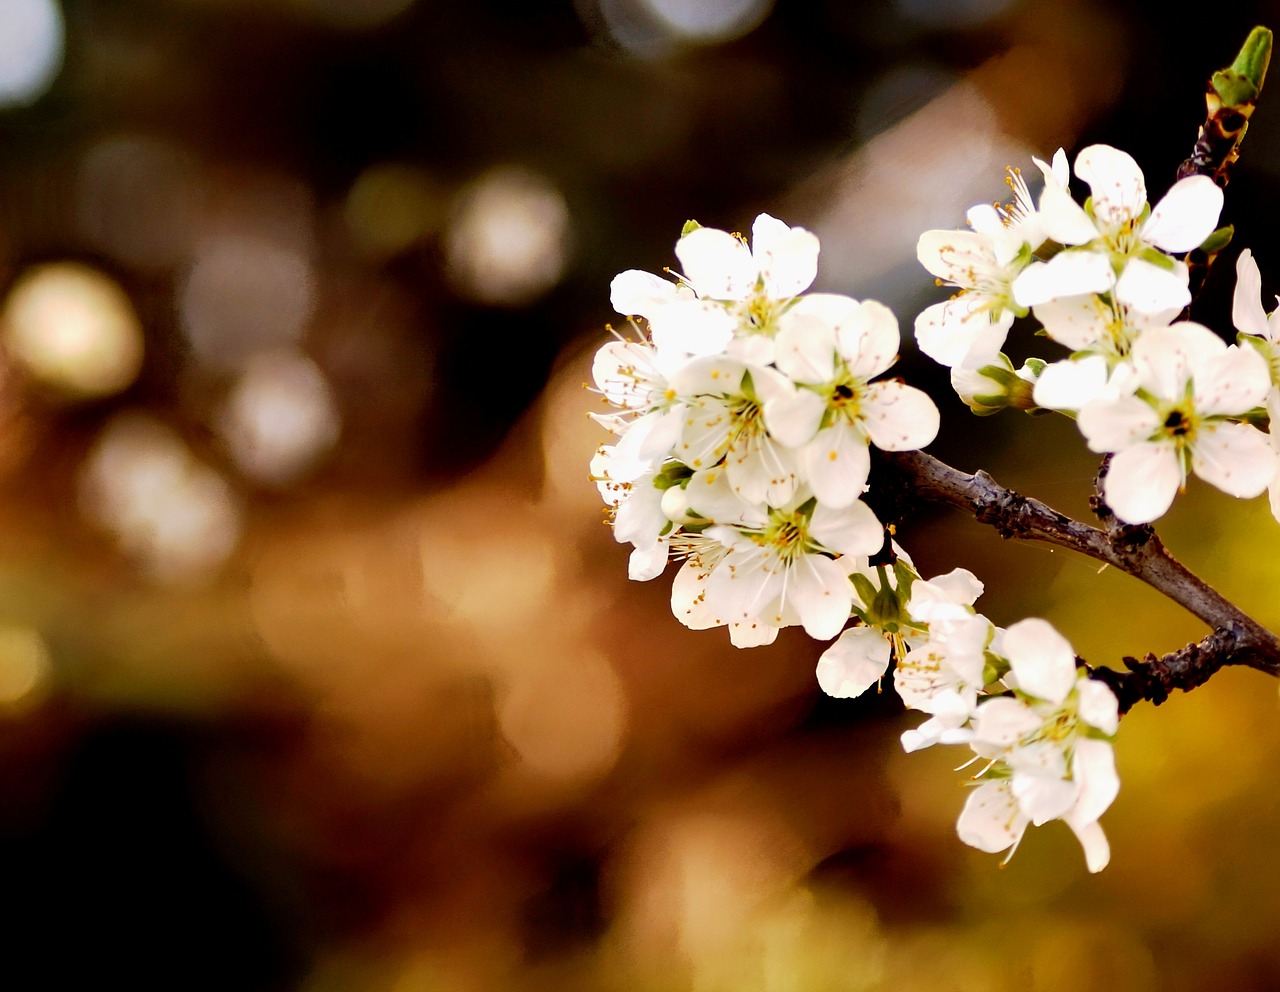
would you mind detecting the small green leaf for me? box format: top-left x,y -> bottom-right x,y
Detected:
681,219 -> 703,237
1199,224 -> 1235,254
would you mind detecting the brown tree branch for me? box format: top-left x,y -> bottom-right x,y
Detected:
882,449 -> 1280,712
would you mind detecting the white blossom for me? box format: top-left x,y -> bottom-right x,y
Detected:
1077,322 -> 1274,523
1014,144 -> 1223,315
768,294 -> 939,507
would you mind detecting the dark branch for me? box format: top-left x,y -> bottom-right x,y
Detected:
882,449 -> 1280,710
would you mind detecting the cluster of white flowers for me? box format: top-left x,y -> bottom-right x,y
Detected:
590,211 -> 1125,871
816,560 -> 1119,872
591,213 -> 939,647
919,143 -> 1280,525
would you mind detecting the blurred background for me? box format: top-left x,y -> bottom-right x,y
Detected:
3,0 -> 1280,988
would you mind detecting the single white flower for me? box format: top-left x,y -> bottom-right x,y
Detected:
914,152 -> 1067,369
673,213 -> 820,365
768,294 -> 939,507
668,355 -> 806,506
669,470 -> 884,644
589,338 -> 691,478
1077,322 -> 1275,523
1015,144 -> 1223,315
959,618 -> 1119,872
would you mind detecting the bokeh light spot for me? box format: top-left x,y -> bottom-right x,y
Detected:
498,649 -> 627,783
80,413 -> 243,582
641,0 -> 772,41
0,0 -> 63,108
0,624 -> 51,706
344,163 -> 444,259
444,166 -> 571,307
1,262 -> 144,399
217,349 -> 340,487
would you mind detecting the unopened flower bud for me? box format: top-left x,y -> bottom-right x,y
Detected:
950,354 -> 1043,416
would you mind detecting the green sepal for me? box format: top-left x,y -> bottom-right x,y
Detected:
850,572 -> 880,611
653,461 -> 693,490
681,219 -> 702,237
1139,246 -> 1178,271
892,558 -> 918,599
869,567 -> 903,627
1199,224 -> 1235,255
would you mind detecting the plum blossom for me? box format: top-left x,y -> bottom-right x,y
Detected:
914,151 -> 1068,369
1014,144 -> 1223,315
1077,321 -> 1274,523
668,469 -> 884,645
959,618 -> 1120,873
767,294 -> 940,507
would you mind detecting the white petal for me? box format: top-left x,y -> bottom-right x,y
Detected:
1077,678 -> 1119,735
956,780 -> 1028,855
808,498 -> 884,557
1013,251 -> 1113,308
1068,737 -> 1120,825
1077,396 -> 1160,453
1011,766 -> 1078,825
675,226 -> 756,300
675,396 -> 732,471
916,228 -> 995,285
670,558 -> 722,629
1113,258 -> 1191,314
751,213 -> 819,297
610,269 -> 682,316
907,568 -> 983,618
773,307 -> 839,383
1142,174 -> 1224,253
816,626 -> 889,697
763,386 -> 827,447
837,299 -> 901,380
1032,294 -> 1110,351
1131,322 -> 1224,400
1064,818 -> 1111,873
914,298 -> 1010,369
861,381 -> 939,451
684,467 -> 767,527
1033,356 -> 1110,411
790,553 -> 855,641
1037,179 -> 1097,246
1192,421 -> 1277,498
648,298 -> 737,357
803,423 -> 871,508
729,620 -> 780,648
706,545 -> 780,625
971,697 -> 1042,747
1003,617 -> 1077,704
1193,345 -> 1271,415
1103,442 -> 1181,523
1233,248 -> 1273,339
628,539 -> 669,581
1075,144 -> 1146,227
726,431 -> 800,506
